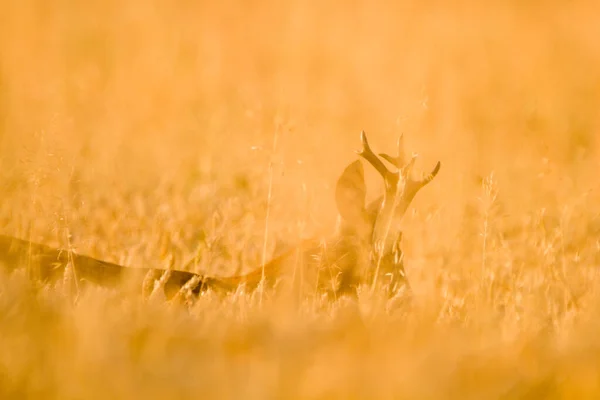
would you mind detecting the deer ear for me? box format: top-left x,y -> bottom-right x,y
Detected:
335,160 -> 367,223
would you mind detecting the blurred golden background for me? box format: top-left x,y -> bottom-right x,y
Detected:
1,0 -> 600,398
2,0 -> 599,264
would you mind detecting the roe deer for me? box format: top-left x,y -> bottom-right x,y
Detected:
0,132 -> 440,300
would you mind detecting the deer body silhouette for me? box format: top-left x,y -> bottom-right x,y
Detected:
0,132 -> 440,300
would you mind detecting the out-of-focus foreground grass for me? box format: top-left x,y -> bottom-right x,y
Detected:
1,0 -> 600,398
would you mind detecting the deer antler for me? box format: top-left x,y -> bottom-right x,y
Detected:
378,133 -> 407,167
356,131 -> 441,253
353,132 -> 441,296
422,161 -> 441,185
356,131 -> 397,189
378,133 -> 441,188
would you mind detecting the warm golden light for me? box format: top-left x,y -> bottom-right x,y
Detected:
1,0 -> 600,397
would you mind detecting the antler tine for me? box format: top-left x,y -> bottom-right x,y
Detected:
397,133 -> 406,164
421,161 -> 441,185
356,131 -> 393,183
403,154 -> 418,174
378,133 -> 407,168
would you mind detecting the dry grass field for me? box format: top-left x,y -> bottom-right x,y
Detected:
1,0 -> 600,398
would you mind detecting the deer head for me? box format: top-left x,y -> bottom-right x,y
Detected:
334,131 -> 441,295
